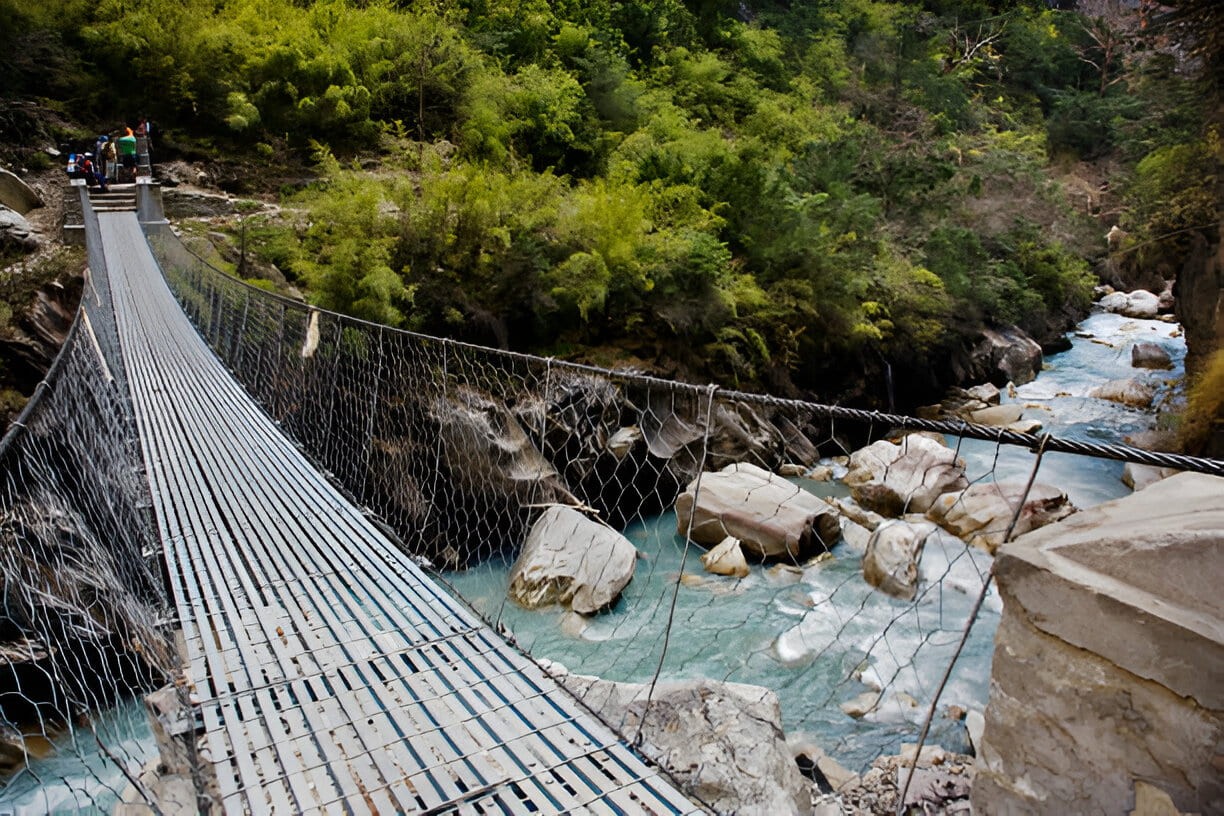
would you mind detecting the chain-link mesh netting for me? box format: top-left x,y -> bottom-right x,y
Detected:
0,210 -> 176,811
146,223 -> 1102,784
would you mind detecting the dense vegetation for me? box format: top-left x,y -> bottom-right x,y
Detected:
1,0 -> 1217,405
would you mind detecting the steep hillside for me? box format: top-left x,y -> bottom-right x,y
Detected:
0,0 -> 1217,419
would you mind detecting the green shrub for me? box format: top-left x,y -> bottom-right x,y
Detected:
1127,136 -> 1218,251
1179,348 -> 1224,457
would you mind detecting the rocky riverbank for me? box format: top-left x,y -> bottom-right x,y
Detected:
541,660 -> 976,816
0,167 -> 86,426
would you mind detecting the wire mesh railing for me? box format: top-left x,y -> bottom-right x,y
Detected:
0,201 -> 175,811
148,221 -> 1220,793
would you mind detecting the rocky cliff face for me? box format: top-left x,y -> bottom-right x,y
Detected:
1173,214 -> 1224,459
1175,230 -> 1224,376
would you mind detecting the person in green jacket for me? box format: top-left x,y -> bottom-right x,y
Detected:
117,127 -> 138,181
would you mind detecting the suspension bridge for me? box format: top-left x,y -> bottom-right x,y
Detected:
62,183 -> 699,813
1,177 -> 1220,815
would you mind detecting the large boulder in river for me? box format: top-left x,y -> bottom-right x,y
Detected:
0,169 -> 42,214
863,520 -> 935,600
1100,289 -> 1160,319
556,670 -> 812,816
962,325 -> 1043,386
508,506 -> 636,614
926,482 -> 1076,554
1089,378 -> 1157,409
844,435 -> 968,516
0,206 -> 38,254
1131,342 -> 1173,370
675,462 -> 839,562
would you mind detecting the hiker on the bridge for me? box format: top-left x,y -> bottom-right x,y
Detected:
87,154 -> 109,191
65,152 -> 78,178
135,116 -> 153,168
102,136 -> 118,182
117,127 -> 138,181
79,154 -> 102,190
94,135 -> 110,179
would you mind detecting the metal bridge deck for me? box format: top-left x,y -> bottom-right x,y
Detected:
95,211 -> 696,815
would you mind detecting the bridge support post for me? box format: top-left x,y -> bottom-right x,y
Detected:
137,179 -> 168,225
62,179 -> 89,245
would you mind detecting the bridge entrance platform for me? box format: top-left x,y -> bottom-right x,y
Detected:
94,210 -> 697,814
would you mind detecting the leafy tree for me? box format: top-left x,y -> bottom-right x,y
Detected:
459,63 -> 590,170
291,151 -> 409,325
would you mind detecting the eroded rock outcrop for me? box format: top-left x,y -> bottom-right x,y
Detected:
862,520 -> 935,600
925,481 -> 1075,554
641,392 -> 819,481
508,506 -> 636,614
513,374 -> 673,527
432,386 -> 570,503
555,669 -> 812,816
843,435 -> 968,516
958,325 -> 1043,386
675,462 -> 839,562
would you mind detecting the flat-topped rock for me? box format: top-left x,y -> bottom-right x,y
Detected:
1090,377 -> 1157,409
994,472 -> 1224,706
967,404 -> 1024,427
675,462 -> 839,562
0,169 -> 42,214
